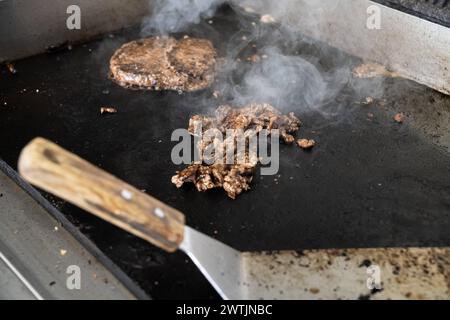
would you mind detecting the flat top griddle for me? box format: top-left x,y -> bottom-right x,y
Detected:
1,6 -> 450,299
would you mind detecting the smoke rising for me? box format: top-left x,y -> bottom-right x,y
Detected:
221,47 -> 352,115
141,0 -> 227,35
140,0 -> 383,118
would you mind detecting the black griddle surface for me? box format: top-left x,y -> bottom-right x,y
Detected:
1,6 -> 450,299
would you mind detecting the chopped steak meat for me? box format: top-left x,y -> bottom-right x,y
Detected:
172,103 -> 301,199
171,164 -> 254,199
187,103 -> 300,143
297,139 -> 316,150
109,36 -> 216,92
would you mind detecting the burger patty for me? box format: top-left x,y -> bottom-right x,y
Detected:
109,36 -> 217,92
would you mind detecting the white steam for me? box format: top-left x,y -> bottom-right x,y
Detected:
140,0 -> 380,117
232,47 -> 328,110
141,0 -> 227,35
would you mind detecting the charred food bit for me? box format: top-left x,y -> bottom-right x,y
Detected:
352,62 -> 399,79
172,103 -> 301,199
394,113 -> 406,123
212,91 -> 220,99
6,63 -> 17,74
247,54 -> 261,63
100,107 -> 117,114
260,14 -> 276,24
109,36 -> 217,92
362,97 -> 374,105
297,139 -> 316,150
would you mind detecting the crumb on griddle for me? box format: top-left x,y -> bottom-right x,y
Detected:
6,62 -> 17,74
394,113 -> 406,123
247,54 -> 261,63
297,139 -> 315,150
363,97 -> 374,105
172,103 -> 301,199
212,91 -> 220,99
100,106 -> 117,114
352,62 -> 398,79
260,14 -> 276,24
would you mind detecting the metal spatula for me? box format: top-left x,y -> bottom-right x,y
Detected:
18,138 -> 450,300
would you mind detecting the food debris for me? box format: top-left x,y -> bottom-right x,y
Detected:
297,139 -> 316,150
309,288 -> 320,294
394,113 -> 406,123
6,62 -> 17,74
60,249 -> 67,256
172,103 -> 301,199
353,62 -> 399,79
100,106 -> 117,114
260,14 -> 276,24
247,54 -> 261,63
363,97 -> 374,105
212,90 -> 220,99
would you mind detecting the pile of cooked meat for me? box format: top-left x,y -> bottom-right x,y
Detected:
171,103 -> 301,199
109,36 -> 217,92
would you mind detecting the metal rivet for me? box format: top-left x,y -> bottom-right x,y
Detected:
154,207 -> 165,218
121,189 -> 133,200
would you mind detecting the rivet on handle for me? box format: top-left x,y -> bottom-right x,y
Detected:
154,207 -> 165,218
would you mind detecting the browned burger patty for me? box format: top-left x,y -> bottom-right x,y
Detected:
109,36 -> 217,92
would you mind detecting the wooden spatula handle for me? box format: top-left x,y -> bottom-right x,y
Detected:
18,137 -> 185,252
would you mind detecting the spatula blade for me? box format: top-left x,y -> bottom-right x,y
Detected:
180,226 -> 245,299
